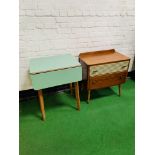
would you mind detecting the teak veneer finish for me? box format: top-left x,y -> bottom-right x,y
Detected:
79,49 -> 129,66
79,49 -> 130,102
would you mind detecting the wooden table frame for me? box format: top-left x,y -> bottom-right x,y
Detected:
37,82 -> 80,121
29,54 -> 82,121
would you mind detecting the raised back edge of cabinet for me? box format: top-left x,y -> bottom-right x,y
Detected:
79,49 -> 130,66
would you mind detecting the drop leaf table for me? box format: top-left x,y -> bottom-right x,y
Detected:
29,54 -> 82,120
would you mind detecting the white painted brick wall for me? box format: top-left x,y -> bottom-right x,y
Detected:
19,0 -> 135,90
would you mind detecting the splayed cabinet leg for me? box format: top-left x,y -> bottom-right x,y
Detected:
118,84 -> 121,96
87,90 -> 91,103
75,82 -> 80,110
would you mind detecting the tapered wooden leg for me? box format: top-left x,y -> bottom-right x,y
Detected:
87,90 -> 91,103
38,90 -> 45,121
118,84 -> 121,96
75,82 -> 80,110
70,83 -> 73,95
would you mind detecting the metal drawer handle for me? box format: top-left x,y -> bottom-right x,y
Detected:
121,66 -> 127,68
92,70 -> 98,73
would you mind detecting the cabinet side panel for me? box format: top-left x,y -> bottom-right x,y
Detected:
79,59 -> 88,80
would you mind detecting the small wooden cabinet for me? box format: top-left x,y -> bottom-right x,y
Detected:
79,49 -> 130,101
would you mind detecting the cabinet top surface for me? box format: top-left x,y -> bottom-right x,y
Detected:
79,49 -> 130,66
29,54 -> 81,74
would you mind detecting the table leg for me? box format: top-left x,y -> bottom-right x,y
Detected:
118,84 -> 121,96
75,82 -> 80,110
38,90 -> 46,121
87,90 -> 91,103
70,83 -> 73,95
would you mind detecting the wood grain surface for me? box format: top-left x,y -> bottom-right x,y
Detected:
79,49 -> 130,66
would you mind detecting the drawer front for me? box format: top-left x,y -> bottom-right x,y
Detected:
90,61 -> 129,77
30,66 -> 82,90
89,71 -> 128,90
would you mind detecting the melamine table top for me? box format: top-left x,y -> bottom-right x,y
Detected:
30,54 -> 81,74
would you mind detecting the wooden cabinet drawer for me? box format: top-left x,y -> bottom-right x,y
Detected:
88,71 -> 128,90
90,61 -> 129,77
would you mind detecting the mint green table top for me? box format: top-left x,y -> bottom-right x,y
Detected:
30,54 -> 81,74
29,54 -> 82,90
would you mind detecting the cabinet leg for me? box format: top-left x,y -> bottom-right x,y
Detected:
118,84 -> 121,96
70,83 -> 73,95
38,90 -> 46,121
88,90 -> 91,103
81,82 -> 84,90
75,82 -> 80,110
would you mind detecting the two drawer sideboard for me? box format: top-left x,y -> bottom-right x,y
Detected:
79,49 -> 130,102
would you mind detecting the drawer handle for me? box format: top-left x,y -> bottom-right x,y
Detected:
92,70 -> 98,74
121,66 -> 127,69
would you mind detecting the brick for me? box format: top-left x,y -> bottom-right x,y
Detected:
59,10 -> 67,17
37,1 -> 52,10
82,10 -> 90,16
25,10 -> 35,16
35,10 -> 51,17
67,39 -> 78,48
57,28 -> 71,34
80,21 -> 87,27
87,22 -> 94,28
19,10 -> 25,16
53,39 -> 68,49
20,22 -> 35,30
67,9 -> 75,16
60,23 -> 69,28
78,38 -> 90,43
89,10 -> 96,16
75,9 -> 83,16
69,22 -> 81,28
51,10 -> 59,16
39,40 -> 53,51
56,17 -> 69,23
20,0 -> 36,10
44,22 -> 56,29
